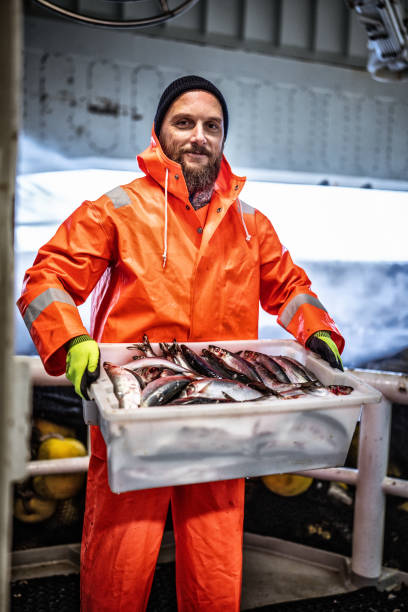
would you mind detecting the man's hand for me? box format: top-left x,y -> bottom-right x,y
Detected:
307,330 -> 343,371
66,335 -> 100,399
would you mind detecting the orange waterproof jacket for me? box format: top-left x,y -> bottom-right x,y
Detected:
17,130 -> 344,378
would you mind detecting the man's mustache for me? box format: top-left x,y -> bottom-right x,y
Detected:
181,145 -> 210,157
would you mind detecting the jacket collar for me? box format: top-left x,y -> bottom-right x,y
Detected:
137,126 -> 246,204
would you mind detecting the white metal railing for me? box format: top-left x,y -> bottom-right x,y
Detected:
18,356 -> 408,586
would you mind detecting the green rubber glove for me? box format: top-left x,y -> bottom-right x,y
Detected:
66,335 -> 100,399
306,330 -> 344,371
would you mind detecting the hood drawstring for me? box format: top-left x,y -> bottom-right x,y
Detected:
238,199 -> 252,242
162,168 -> 168,268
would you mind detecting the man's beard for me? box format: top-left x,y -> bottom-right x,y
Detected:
160,137 -> 223,194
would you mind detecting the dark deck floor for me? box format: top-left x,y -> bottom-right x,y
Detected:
11,567 -> 408,612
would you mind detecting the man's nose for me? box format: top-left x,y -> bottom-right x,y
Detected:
190,123 -> 207,145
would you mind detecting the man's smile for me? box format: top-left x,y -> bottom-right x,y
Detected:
184,151 -> 209,162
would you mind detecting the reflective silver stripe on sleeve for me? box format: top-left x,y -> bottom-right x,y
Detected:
239,199 -> 255,215
280,294 -> 327,328
105,186 -> 131,209
23,288 -> 76,332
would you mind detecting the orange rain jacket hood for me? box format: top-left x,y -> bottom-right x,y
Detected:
18,128 -> 344,377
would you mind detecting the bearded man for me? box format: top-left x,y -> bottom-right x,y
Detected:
17,75 -> 344,611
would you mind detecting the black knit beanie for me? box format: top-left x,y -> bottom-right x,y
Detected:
154,75 -> 229,140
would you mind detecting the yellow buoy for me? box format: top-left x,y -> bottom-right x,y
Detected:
33,437 -> 87,500
14,496 -> 57,523
261,473 -> 313,497
33,418 -> 76,439
37,437 -> 87,461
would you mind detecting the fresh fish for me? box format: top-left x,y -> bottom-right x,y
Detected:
253,380 -> 319,399
180,344 -> 224,378
103,362 -> 141,409
206,345 -> 263,382
126,344 -> 146,357
132,366 -> 181,387
126,334 -> 159,357
168,339 -> 197,371
159,343 -> 175,361
179,378 -> 265,402
160,368 -> 179,377
141,375 -> 192,407
237,351 -> 290,383
270,356 -> 311,384
278,387 -> 307,399
303,385 -> 331,397
201,349 -> 244,381
124,356 -> 193,375
139,334 -> 159,357
273,355 -> 320,384
257,381 -> 307,399
170,396 -> 231,405
132,366 -> 159,386
328,385 -> 353,396
281,356 -> 321,384
250,362 -> 283,390
200,349 -> 257,384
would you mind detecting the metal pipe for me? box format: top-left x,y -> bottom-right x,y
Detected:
297,466 -> 358,485
351,397 -> 392,584
382,476 -> 408,498
26,456 -> 90,476
14,356 -> 68,386
347,368 -> 408,405
297,468 -> 408,499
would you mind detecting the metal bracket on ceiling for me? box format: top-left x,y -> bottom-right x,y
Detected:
346,0 -> 408,81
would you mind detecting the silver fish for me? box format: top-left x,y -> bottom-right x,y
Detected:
303,386 -> 331,397
201,349 -> 238,379
180,344 -> 224,378
132,366 -> 179,387
141,375 -> 192,407
281,356 -> 320,384
160,368 -> 180,377
250,362 -> 283,390
238,351 -> 290,383
159,343 -> 175,361
124,356 -> 193,375
278,388 -> 307,399
126,334 -> 159,357
180,378 -> 265,402
103,362 -> 141,409
206,345 -> 262,382
270,356 -> 311,384
170,396 -> 231,405
168,339 -> 197,371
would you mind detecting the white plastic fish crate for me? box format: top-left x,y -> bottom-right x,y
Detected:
85,339 -> 381,494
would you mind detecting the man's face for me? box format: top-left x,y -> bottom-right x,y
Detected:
159,90 -> 224,192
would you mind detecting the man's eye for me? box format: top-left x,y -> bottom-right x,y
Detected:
208,122 -> 220,131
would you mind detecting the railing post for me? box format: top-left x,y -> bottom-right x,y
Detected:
351,396 -> 392,584
0,0 -> 22,607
